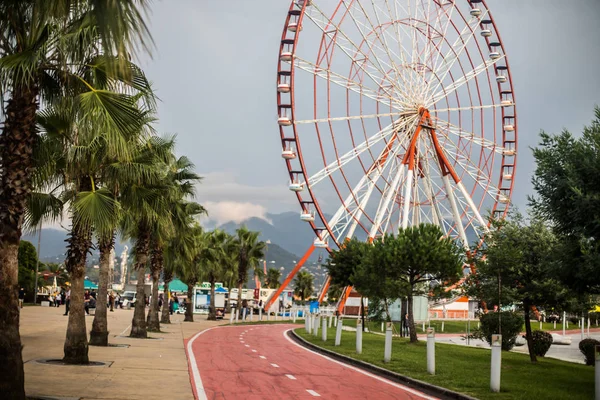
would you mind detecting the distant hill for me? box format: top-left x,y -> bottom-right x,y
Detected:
218,211 -> 330,260
21,228 -> 130,263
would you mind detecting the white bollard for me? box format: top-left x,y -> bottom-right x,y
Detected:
293,309 -> 297,323
381,322 -> 384,332
259,307 -> 262,321
305,313 -> 310,333
313,315 -> 319,336
322,316 -> 328,341
589,318 -> 591,337
335,316 -> 343,346
490,334 -> 502,393
422,321 -> 425,332
242,307 -> 247,321
235,308 -> 239,323
334,316 -> 338,327
249,308 -> 253,321
329,315 -> 333,328
553,320 -> 556,330
442,321 -> 445,332
384,322 -> 393,363
307,313 -> 312,333
427,328 -> 435,375
267,310 -> 270,321
563,312 -> 566,336
595,345 -> 600,400
356,319 -> 363,354
229,308 -> 235,324
540,320 -> 542,330
582,317 -> 585,340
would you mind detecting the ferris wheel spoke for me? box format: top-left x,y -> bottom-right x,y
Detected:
304,123 -> 395,187
343,1 -> 420,103
304,115 -> 417,187
427,55 -> 506,107
433,103 -> 508,113
369,161 -> 405,238
442,174 -> 469,249
292,56 -> 405,110
303,4 -> 404,101
341,3 -> 407,97
294,111 -> 412,125
433,116 -> 506,154
437,139 -> 501,204
424,9 -> 488,100
323,118 -> 416,242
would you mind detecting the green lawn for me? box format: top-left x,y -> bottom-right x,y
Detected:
342,318 -> 593,335
297,327 -> 593,400
342,318 -> 475,334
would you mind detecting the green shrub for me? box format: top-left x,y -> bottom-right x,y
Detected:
530,330 -> 553,357
479,311 -> 524,351
579,338 -> 600,366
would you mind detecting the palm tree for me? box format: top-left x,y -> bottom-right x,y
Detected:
162,202 -> 201,324
265,268 -> 282,289
176,226 -> 208,323
28,62 -> 155,358
0,2 -> 152,393
202,230 -> 233,320
232,227 -> 265,315
294,271 -> 314,303
146,156 -> 203,332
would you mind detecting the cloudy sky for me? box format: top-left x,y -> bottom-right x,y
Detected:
138,0 -> 600,226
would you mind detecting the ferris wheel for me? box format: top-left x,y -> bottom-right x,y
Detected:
268,0 -> 517,309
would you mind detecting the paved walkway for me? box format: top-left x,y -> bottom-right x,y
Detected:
187,323 -> 436,400
21,304 -> 225,399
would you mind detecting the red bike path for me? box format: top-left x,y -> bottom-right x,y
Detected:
185,323 -> 437,400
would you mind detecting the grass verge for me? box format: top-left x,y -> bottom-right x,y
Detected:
296,327 -> 593,400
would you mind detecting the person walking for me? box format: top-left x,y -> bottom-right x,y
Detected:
109,291 -> 115,312
402,313 -> 410,337
84,290 -> 91,315
18,288 -> 25,308
55,292 -> 62,308
63,288 -> 71,315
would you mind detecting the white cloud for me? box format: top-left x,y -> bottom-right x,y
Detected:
201,201 -> 272,226
196,171 -> 297,213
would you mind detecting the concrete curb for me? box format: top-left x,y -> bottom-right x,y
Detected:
289,329 -> 478,400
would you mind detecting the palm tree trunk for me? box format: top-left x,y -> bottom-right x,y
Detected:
237,281 -> 244,318
63,178 -> 93,364
147,241 -> 162,332
208,276 -> 216,320
161,270 -> 172,324
89,234 -> 115,346
130,229 -> 150,338
184,283 -> 194,322
0,85 -> 39,399
407,293 -> 418,343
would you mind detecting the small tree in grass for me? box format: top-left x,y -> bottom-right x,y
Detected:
326,238 -> 370,328
371,224 -> 464,343
467,215 -> 569,363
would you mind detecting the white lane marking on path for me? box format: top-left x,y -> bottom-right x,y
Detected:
245,345 -> 250,347
271,363 -> 279,368
187,327 -> 221,400
240,341 -> 244,343
119,324 -> 132,336
259,356 -> 267,359
286,374 -> 296,380
306,390 -> 321,397
283,329 -> 436,400
252,349 -> 257,353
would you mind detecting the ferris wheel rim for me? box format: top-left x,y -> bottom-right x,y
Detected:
277,0 -> 518,250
